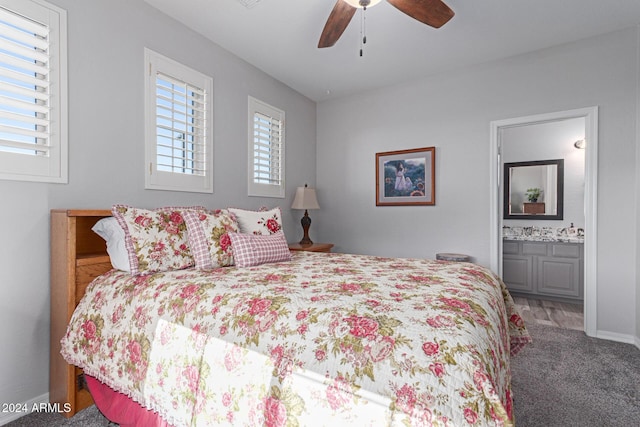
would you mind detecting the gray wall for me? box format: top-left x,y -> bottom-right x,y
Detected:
317,28 -> 638,342
0,0 -> 316,419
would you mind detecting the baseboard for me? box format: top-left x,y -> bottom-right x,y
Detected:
0,392 -> 49,426
596,329 -> 637,347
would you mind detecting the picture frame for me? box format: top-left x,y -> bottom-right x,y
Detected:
376,147 -> 435,206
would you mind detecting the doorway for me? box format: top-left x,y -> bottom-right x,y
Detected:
489,107 -> 598,337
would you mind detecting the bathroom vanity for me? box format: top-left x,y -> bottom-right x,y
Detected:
502,239 -> 583,302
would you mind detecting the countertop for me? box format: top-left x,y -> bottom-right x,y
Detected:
502,225 -> 584,243
503,236 -> 584,243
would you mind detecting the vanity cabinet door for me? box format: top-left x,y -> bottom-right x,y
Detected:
536,243 -> 583,299
502,241 -> 534,293
536,257 -> 581,298
503,254 -> 534,293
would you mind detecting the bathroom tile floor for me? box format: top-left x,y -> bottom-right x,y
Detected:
513,296 -> 584,331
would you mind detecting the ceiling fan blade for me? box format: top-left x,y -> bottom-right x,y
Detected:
387,0 -> 454,28
318,0 -> 357,48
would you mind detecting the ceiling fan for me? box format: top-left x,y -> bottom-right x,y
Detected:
318,0 -> 454,48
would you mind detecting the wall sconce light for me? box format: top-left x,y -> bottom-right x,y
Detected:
291,184 -> 320,245
574,139 -> 585,149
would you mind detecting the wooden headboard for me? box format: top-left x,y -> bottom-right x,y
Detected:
50,209 -> 112,417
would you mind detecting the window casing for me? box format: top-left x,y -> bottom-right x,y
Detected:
248,96 -> 285,198
0,0 -> 67,183
144,48 -> 213,193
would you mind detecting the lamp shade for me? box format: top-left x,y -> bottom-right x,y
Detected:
291,186 -> 320,210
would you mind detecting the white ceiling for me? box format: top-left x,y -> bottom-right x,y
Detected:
143,0 -> 640,102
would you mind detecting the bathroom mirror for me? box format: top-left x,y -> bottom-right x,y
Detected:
503,159 -> 564,220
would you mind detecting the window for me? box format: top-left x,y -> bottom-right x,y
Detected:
144,48 -> 213,193
0,0 -> 67,183
248,96 -> 285,198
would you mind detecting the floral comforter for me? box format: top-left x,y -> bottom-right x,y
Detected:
61,252 -> 531,427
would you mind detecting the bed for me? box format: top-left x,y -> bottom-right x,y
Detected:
57,206 -> 531,426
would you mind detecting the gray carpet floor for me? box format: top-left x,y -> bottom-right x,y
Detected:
511,322 -> 640,426
5,404 -> 112,426
7,322 -> 640,426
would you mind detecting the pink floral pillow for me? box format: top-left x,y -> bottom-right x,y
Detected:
112,205 -> 203,275
183,209 -> 239,269
228,207 -> 283,235
228,231 -> 291,268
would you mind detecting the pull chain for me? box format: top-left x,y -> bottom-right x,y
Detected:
360,6 -> 367,57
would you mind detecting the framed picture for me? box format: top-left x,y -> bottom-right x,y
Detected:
376,147 -> 435,206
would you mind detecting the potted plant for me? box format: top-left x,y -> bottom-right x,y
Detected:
525,188 -> 542,202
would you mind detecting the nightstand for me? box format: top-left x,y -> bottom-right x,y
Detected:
288,242 -> 334,253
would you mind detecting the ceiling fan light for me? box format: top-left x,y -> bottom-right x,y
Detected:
343,0 -> 383,9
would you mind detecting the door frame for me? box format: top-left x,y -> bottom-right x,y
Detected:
489,106 -> 598,336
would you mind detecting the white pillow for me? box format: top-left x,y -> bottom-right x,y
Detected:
92,217 -> 130,272
228,207 -> 284,235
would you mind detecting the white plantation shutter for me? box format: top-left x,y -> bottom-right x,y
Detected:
155,72 -> 206,175
0,0 -> 67,183
145,48 -> 213,193
253,111 -> 282,185
248,96 -> 285,198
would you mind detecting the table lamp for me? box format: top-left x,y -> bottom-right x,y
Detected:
291,184 -> 320,245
